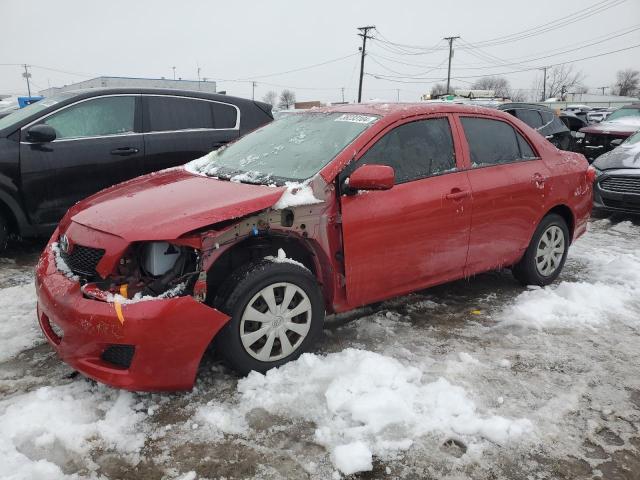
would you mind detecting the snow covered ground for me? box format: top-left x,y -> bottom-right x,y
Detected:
1,216 -> 639,479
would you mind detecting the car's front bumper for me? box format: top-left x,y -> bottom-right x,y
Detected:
35,240 -> 230,391
594,169 -> 640,215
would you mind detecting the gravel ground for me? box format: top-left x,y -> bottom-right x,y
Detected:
0,213 -> 639,480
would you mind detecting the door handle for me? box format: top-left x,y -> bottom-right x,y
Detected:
445,189 -> 471,201
110,147 -> 139,156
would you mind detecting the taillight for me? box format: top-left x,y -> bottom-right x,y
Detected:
586,166 -> 597,183
193,271 -> 207,302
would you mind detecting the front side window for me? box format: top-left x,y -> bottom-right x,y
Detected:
43,96 -> 135,139
607,107 -> 640,122
461,117 -> 536,167
147,96 -> 214,132
186,112 -> 378,183
357,118 -> 456,183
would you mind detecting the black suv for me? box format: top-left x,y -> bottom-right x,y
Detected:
0,88 -> 273,250
498,103 -> 572,151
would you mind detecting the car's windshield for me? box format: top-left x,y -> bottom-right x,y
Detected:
623,130 -> 640,145
186,111 -> 379,183
607,107 -> 640,122
0,93 -> 75,131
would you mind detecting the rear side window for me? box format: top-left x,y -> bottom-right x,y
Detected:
461,117 -> 536,167
358,117 -> 456,183
213,103 -> 238,128
147,96 -> 214,132
515,109 -> 543,129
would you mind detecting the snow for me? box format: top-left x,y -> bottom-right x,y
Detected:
0,382 -> 146,480
273,181 -> 323,209
184,149 -> 222,177
50,243 -> 79,281
264,248 -> 309,271
232,348 -> 532,473
331,441 -> 372,475
105,282 -> 187,304
0,284 -> 39,362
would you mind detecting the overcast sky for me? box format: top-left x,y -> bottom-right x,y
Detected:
2,0 -> 639,103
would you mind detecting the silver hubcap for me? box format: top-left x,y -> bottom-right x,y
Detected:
535,225 -> 565,276
240,282 -> 312,362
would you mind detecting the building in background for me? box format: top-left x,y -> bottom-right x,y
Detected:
39,76 -> 217,96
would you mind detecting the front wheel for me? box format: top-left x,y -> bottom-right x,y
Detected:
512,213 -> 570,286
213,260 -> 325,375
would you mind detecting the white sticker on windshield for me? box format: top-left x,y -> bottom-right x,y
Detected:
334,114 -> 377,124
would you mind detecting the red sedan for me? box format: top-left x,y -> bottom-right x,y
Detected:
35,103 -> 594,391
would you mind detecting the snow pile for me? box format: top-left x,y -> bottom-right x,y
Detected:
0,283 -> 40,362
0,382 -> 146,479
184,149 -> 222,177
273,181 -> 323,209
105,282 -> 187,305
224,349 -> 532,474
51,243 -> 79,281
499,220 -> 640,329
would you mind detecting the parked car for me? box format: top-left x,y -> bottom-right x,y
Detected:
592,130 -> 640,214
579,103 -> 640,161
35,103 -> 594,391
586,108 -> 613,124
559,111 -> 589,151
498,103 -> 572,150
0,88 -> 273,250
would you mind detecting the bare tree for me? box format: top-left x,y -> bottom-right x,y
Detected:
278,90 -> 296,110
262,90 -> 278,107
613,69 -> 640,97
471,76 -> 511,97
430,83 -> 458,98
534,64 -> 585,100
508,88 -> 528,102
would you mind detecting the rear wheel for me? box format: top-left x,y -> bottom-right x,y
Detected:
512,213 -> 570,286
213,260 -> 324,375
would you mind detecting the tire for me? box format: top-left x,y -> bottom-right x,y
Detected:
512,213 -> 570,286
0,212 -> 8,253
213,260 -> 325,375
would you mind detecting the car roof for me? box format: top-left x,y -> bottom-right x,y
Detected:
497,102 -> 553,111
303,102 -> 504,122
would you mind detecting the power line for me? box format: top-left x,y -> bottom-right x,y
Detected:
235,53 -> 358,81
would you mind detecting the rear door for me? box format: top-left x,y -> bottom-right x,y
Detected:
340,115 -> 472,307
141,95 -> 240,173
19,94 -> 144,226
456,115 -> 550,275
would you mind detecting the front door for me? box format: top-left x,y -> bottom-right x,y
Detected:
457,115 -> 551,274
340,116 -> 472,307
20,95 -> 144,226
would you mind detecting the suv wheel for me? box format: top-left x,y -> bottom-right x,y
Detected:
213,260 -> 324,375
512,213 -> 570,286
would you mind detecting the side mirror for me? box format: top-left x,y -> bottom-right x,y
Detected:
26,124 -> 57,143
610,138 -> 624,147
348,164 -> 395,191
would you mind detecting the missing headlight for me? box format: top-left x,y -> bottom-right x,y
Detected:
141,242 -> 182,277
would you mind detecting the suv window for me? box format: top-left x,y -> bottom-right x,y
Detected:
43,96 -> 135,139
213,103 -> 238,128
515,109 -> 543,129
147,96 -> 214,132
461,117 -> 536,166
358,118 -> 456,183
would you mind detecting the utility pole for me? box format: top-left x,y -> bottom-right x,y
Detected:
197,66 -> 201,90
357,25 -> 375,103
396,89 -> 400,102
341,87 -> 345,103
252,81 -> 256,100
443,36 -> 460,95
172,66 -> 176,80
22,64 -> 32,97
598,86 -> 607,95
540,66 -> 548,101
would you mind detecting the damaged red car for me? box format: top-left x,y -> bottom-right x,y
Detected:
35,103 -> 594,391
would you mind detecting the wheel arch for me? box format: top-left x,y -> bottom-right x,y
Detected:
543,204 -> 575,243
0,189 -> 28,236
204,233 -> 334,310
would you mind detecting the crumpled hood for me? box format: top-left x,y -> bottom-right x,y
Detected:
580,118 -> 640,136
68,168 -> 286,242
593,143 -> 640,170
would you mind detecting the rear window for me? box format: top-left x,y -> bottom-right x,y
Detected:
147,96 -> 214,132
213,103 -> 238,128
515,109 -> 543,129
461,117 -> 536,166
